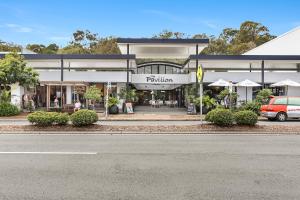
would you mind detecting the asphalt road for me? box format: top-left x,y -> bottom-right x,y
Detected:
0,134 -> 300,200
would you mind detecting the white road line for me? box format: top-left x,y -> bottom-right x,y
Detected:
0,152 -> 97,155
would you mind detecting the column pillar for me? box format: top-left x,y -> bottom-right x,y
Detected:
126,44 -> 130,90
261,60 -> 265,88
66,85 -> 72,104
60,55 -> 64,82
10,83 -> 24,109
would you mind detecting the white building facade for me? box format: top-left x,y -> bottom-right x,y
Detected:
2,27 -> 300,110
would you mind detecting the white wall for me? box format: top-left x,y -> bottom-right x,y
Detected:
38,71 -> 130,83
190,72 -> 300,83
287,86 -> 300,96
27,59 -> 136,69
10,83 -> 24,109
237,87 -> 253,104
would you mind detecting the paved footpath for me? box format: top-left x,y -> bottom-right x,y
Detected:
0,134 -> 299,200
1,118 -> 300,126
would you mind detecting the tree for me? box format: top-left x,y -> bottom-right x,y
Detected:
153,30 -> 186,39
26,43 -> 59,54
0,40 -> 21,52
200,21 -> 276,55
84,85 -> 102,109
91,37 -> 120,54
59,30 -> 99,54
0,52 -> 39,90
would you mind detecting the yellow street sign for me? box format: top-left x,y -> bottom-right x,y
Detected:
197,64 -> 204,82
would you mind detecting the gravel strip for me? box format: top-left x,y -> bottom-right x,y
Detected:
0,124 -> 300,134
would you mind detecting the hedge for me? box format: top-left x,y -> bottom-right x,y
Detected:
205,108 -> 234,126
239,101 -> 260,115
70,109 -> 98,126
234,110 -> 258,126
0,103 -> 20,116
27,111 -> 69,126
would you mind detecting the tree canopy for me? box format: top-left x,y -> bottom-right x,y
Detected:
0,40 -> 21,52
201,21 -> 276,55
1,20 -> 276,56
26,43 -> 59,54
0,52 -> 39,88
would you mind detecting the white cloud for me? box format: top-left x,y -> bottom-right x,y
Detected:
5,23 -> 33,33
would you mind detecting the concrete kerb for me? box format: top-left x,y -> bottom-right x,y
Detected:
0,131 -> 299,134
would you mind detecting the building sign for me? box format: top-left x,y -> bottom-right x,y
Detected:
146,75 -> 173,83
132,74 -> 190,84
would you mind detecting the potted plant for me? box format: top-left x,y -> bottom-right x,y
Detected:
84,85 -> 101,110
118,88 -> 138,112
108,96 -> 120,114
195,95 -> 216,114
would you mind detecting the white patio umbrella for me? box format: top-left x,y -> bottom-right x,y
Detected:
208,79 -> 231,87
270,79 -> 300,95
235,79 -> 261,102
208,79 -> 233,108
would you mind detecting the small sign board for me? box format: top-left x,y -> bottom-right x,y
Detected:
197,64 -> 204,83
187,104 -> 196,115
125,103 -> 134,114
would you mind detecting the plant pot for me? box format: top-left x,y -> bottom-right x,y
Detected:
109,105 -> 119,114
196,106 -> 210,114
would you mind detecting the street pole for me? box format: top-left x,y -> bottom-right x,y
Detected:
105,82 -> 111,119
199,82 -> 203,124
105,86 -> 108,118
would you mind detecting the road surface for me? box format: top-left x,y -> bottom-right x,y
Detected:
0,134 -> 300,200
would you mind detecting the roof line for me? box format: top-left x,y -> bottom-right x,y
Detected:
184,54 -> 300,65
117,38 -> 209,44
244,26 -> 300,55
189,54 -> 300,60
0,54 -> 136,60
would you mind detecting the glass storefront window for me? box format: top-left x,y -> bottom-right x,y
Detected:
137,67 -> 144,74
145,66 -> 151,74
166,66 -> 173,74
137,63 -> 182,74
159,65 -> 166,74
72,85 -> 86,106
49,85 -> 66,108
152,65 -> 159,74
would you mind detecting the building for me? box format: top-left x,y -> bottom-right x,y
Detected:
2,27 -> 300,110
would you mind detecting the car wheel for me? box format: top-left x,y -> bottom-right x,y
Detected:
276,112 -> 287,122
268,118 -> 276,121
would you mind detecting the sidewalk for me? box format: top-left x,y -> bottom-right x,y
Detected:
98,113 -> 203,121
0,112 -> 267,121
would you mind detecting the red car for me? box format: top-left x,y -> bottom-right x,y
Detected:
260,96 -> 300,121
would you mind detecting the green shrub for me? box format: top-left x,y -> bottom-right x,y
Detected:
27,111 -> 69,126
205,109 -> 218,122
239,101 -> 260,115
255,89 -> 273,105
208,108 -> 234,126
27,111 -> 54,126
234,110 -> 258,126
0,103 -> 20,116
70,109 -> 98,126
0,90 -> 11,103
52,112 -> 69,125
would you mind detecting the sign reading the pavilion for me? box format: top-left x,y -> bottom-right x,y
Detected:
146,75 -> 173,83
132,74 -> 190,84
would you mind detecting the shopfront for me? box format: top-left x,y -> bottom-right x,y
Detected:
5,30 -> 300,111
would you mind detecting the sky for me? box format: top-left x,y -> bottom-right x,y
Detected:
0,0 -> 299,47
